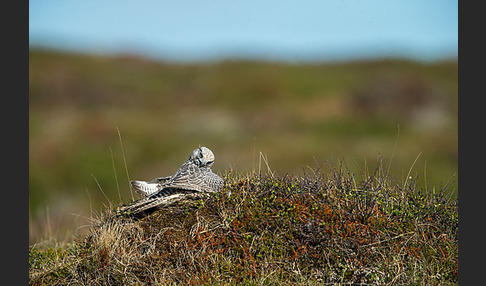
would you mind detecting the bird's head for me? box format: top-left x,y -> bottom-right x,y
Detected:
190,146 -> 215,167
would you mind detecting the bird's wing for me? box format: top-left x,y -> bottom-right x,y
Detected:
161,162 -> 223,193
117,192 -> 204,217
148,176 -> 172,184
118,161 -> 224,217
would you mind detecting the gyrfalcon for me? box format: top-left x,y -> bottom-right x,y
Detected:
118,146 -> 223,216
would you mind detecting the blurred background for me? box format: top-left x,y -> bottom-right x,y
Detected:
29,0 -> 458,244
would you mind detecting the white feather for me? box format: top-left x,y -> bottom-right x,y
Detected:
131,180 -> 160,196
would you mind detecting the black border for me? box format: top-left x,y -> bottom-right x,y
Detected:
457,1 -> 479,284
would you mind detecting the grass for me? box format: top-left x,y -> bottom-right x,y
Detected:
29,159 -> 458,285
29,49 -> 458,282
29,50 -> 457,245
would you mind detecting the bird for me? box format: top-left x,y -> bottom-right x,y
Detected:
117,146 -> 224,216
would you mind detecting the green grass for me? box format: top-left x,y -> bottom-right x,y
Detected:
29,160 -> 457,285
29,49 -> 457,245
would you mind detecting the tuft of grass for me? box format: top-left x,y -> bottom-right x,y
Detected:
30,160 -> 457,285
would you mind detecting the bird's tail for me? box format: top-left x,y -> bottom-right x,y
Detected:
130,180 -> 160,196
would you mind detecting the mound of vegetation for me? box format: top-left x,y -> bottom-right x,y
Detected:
29,160 -> 457,285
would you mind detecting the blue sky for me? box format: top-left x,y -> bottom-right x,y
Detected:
29,0 -> 458,62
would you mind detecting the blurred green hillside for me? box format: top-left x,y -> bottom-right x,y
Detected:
29,49 -> 457,244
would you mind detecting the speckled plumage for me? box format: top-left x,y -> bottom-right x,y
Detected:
118,146 -> 223,216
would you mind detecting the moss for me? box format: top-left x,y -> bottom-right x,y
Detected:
30,160 -> 457,285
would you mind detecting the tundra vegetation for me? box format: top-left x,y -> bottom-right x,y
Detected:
29,50 -> 457,284
29,160 -> 457,285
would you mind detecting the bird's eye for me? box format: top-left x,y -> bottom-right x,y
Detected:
199,152 -> 204,158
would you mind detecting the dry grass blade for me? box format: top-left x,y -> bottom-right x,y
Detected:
30,159 -> 458,285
